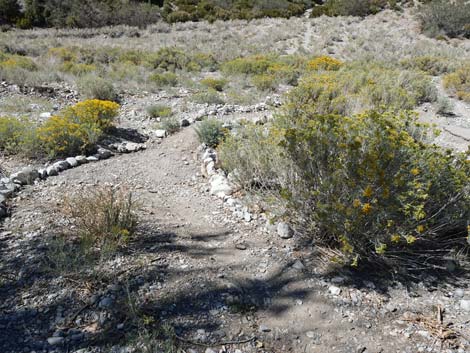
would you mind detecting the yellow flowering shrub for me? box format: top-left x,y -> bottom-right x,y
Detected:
307,56 -> 343,71
38,100 -> 119,157
0,55 -> 38,71
0,116 -> 40,157
220,108 -> 470,269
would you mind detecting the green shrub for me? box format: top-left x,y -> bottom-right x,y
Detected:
400,56 -> 455,76
147,104 -> 172,119
148,48 -> 189,72
419,0 -> 470,39
252,74 -> 277,91
288,63 -> 437,116
78,75 -> 118,102
192,89 -> 225,105
222,55 -> 276,75
436,96 -> 454,115
200,78 -> 227,92
0,116 -> 40,157
149,71 -> 178,87
157,116 -> 180,134
221,110 -> 470,269
311,0 -> 396,17
195,119 -> 226,147
443,65 -> 470,102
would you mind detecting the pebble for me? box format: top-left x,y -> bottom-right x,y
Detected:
292,260 -> 305,271
277,222 -> 293,239
47,337 -> 64,346
259,324 -> 271,332
329,285 -> 342,296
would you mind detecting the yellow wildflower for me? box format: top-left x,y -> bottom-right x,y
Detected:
363,185 -> 373,198
361,203 -> 372,214
411,168 -> 420,176
353,199 -> 361,208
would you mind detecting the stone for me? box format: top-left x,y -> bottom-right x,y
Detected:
277,222 -> 293,239
460,299 -> 470,312
53,161 -> 70,172
181,119 -> 190,127
66,157 -> 79,168
96,148 -> 113,160
37,168 -> 48,179
235,243 -> 247,250
455,289 -> 465,298
205,349 -> 216,353
86,156 -> 99,162
155,129 -> 167,138
75,155 -> 88,164
10,167 -> 40,185
39,112 -> 52,119
329,285 -> 342,296
0,183 -> 14,197
47,337 -> 64,346
292,260 -> 305,271
306,331 -> 316,338
98,297 -> 114,309
209,174 -> 233,198
259,324 -> 271,332
46,165 -> 59,177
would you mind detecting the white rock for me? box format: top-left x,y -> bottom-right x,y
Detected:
46,165 -> 59,176
292,260 -> 305,271
209,174 -> 233,198
75,155 -> 88,164
329,285 -> 342,296
66,157 -> 79,167
460,299 -> 470,312
47,337 -> 64,345
53,160 -> 70,171
206,161 -> 217,176
277,222 -> 293,239
86,156 -> 99,162
39,112 -> 52,119
155,129 -> 167,138
38,168 -> 48,179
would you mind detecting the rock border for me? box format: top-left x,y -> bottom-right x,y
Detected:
0,143 -> 147,220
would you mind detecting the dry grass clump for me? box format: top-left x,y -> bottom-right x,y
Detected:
46,186 -> 138,274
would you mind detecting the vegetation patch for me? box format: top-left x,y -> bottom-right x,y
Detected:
419,0 -> 470,39
195,118 -> 226,147
443,64 -> 470,102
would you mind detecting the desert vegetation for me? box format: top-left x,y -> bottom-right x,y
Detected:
1,2 -> 470,353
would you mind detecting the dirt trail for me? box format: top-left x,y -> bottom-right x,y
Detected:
1,125 -> 468,353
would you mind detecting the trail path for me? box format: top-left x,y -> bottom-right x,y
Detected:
1,127 -> 456,353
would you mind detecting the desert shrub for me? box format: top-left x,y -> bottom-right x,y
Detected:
252,74 -> 277,91
158,116 -> 180,134
288,63 -> 437,115
0,54 -> 37,71
60,61 -> 97,76
221,110 -> 470,269
47,186 -> 139,273
195,118 -> 226,147
311,0 -> 397,17
149,71 -> 178,87
200,78 -> 227,92
63,186 -> 137,248
0,116 -> 40,156
419,0 -> 470,39
436,97 -> 454,116
307,55 -> 343,71
222,55 -> 277,76
399,56 -> 455,76
148,47 -> 190,72
192,89 -> 225,105
147,104 -> 172,119
443,65 -> 470,102
38,100 -> 119,157
78,75 -> 118,102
